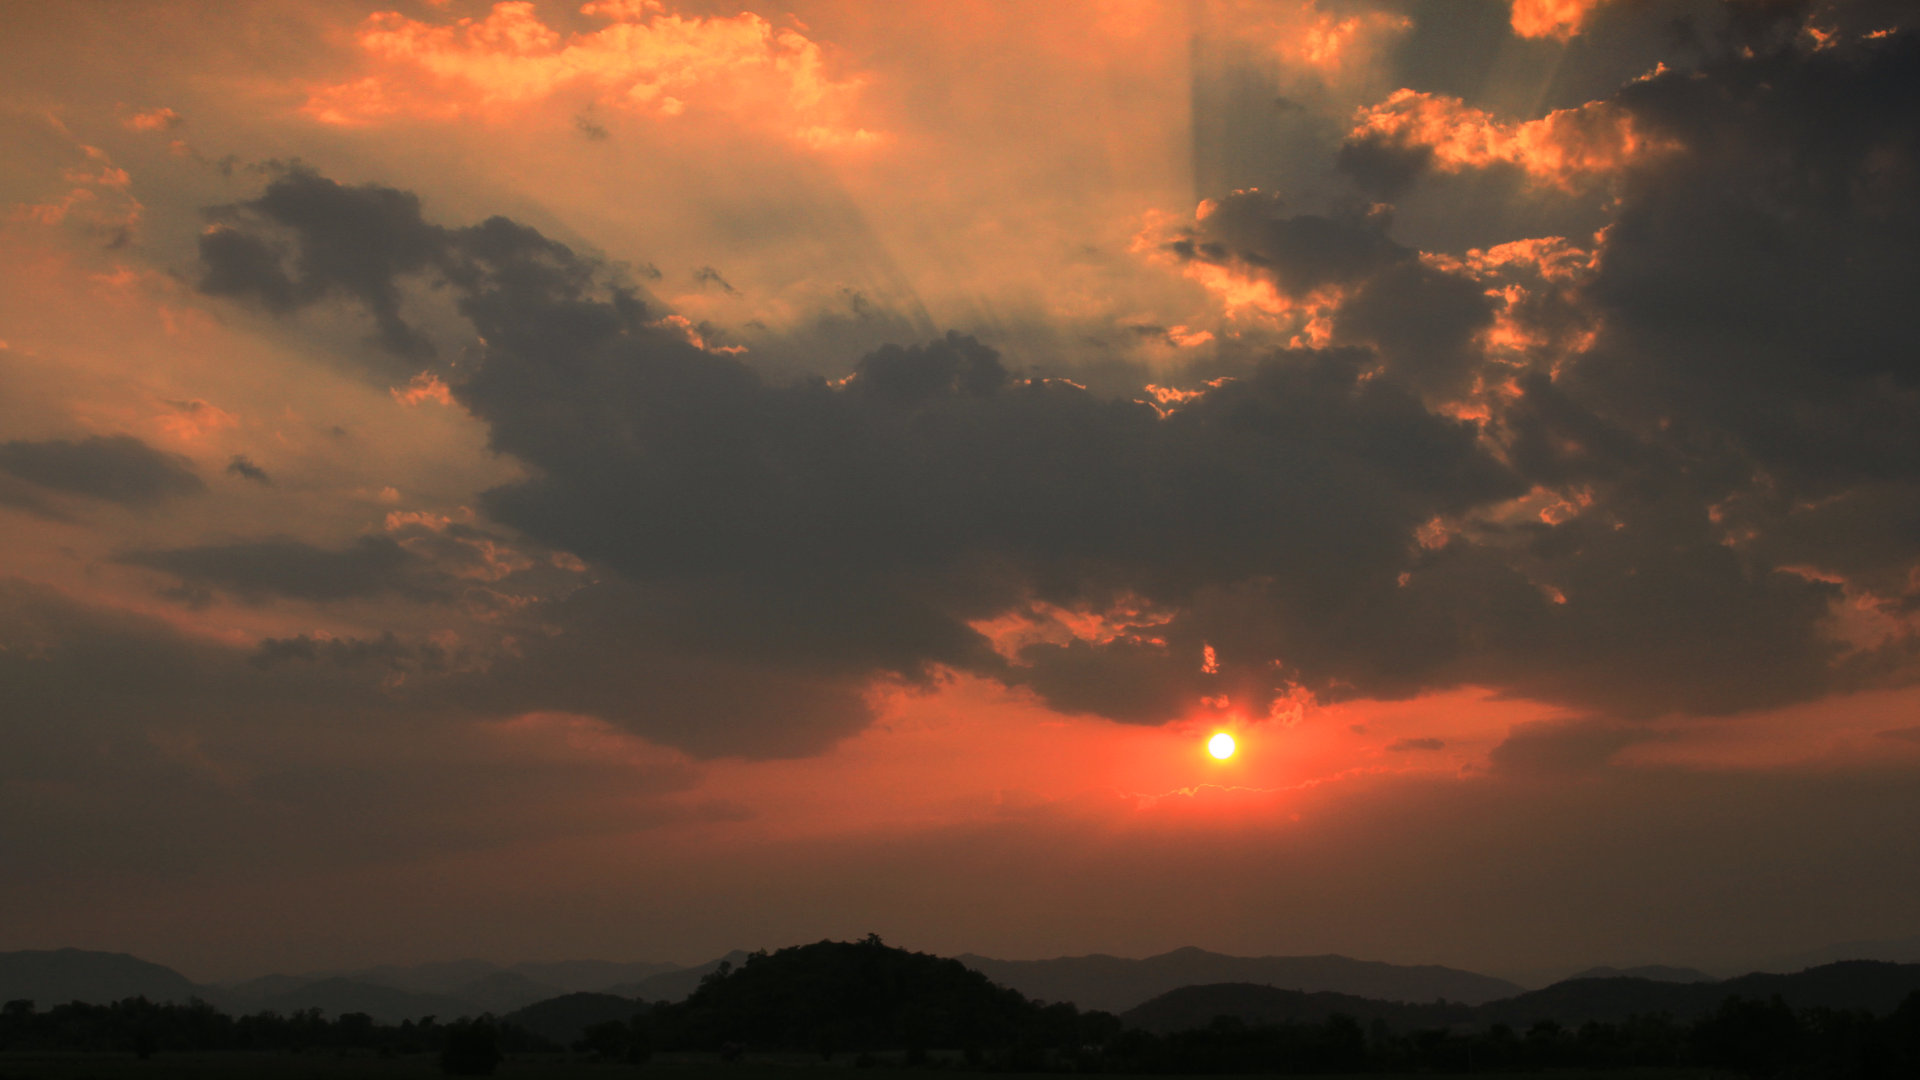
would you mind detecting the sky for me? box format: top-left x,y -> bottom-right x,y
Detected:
3,0 -> 1920,987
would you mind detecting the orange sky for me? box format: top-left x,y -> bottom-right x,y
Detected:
3,0 -> 1920,985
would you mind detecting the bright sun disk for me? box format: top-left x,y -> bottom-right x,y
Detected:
1208,732 -> 1236,759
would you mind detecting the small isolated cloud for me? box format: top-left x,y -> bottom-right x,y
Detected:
1388,736 -> 1445,752
225,455 -> 271,484
693,265 -> 737,294
1879,726 -> 1920,744
121,106 -> 183,132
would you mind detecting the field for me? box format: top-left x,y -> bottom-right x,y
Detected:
0,1053 -> 1742,1080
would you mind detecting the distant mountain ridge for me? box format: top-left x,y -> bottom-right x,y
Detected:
1129,960 -> 1920,1034
1479,960 -> 1920,1028
959,946 -> 1525,1012
0,949 -> 200,1007
602,950 -> 753,1002
1568,964 -> 1718,984
1121,981 -> 1471,1034
13,946 -> 1920,1038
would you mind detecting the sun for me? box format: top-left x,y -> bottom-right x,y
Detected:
1207,732 -> 1236,759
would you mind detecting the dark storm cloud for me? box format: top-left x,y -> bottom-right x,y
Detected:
122,535 -> 443,604
198,166 -> 458,361
192,25 -> 1920,761
0,434 -> 202,507
1168,192 -> 1493,397
195,169 -> 1529,749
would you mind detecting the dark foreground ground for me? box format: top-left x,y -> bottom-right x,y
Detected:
0,1055 -> 1741,1080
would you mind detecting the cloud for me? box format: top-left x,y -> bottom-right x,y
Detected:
1160,191 -> 1494,397
198,171 -> 451,361
122,536 -> 444,604
1489,718 -> 1660,775
1343,89 -> 1674,193
225,455 -> 271,484
0,434 -> 202,508
0,579 -> 702,880
1508,0 -> 1607,41
189,43 -> 1920,757
303,0 -> 877,149
1388,737 -> 1445,752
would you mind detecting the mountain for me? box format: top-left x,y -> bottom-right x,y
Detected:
212,958 -> 674,1015
448,971 -> 564,1013
1479,961 -> 1920,1028
0,949 -> 200,1006
656,939 -> 1051,1052
503,992 -> 645,1047
1120,982 -> 1471,1034
508,960 -> 679,993
341,959 -> 503,996
958,947 -> 1524,1012
1569,965 -> 1718,983
604,951 -> 754,1002
1117,961 -> 1920,1036
247,977 -> 478,1024
1766,934 -> 1920,972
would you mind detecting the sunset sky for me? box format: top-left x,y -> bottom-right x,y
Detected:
4,0 -> 1920,986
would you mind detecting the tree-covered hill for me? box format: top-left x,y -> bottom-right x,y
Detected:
652,935 -> 1117,1056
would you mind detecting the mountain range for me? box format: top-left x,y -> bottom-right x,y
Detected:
1127,961 -> 1920,1033
6,943 -> 1919,1033
957,947 -> 1524,1011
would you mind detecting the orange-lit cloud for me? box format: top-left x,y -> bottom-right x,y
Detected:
391,372 -> 455,407
7,128 -> 143,239
1267,6 -> 1412,75
155,397 -> 239,442
1351,89 -> 1675,191
305,1 -> 878,149
1508,0 -> 1607,41
120,106 -> 182,132
971,596 -> 1177,664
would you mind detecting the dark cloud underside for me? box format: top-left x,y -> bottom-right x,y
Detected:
182,27 -> 1920,756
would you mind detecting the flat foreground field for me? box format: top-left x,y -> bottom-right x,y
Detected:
0,1053 -> 1741,1080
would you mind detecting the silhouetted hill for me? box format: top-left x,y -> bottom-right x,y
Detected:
656,937 -> 1101,1053
0,949 -> 199,1006
250,977 -> 477,1023
1119,981 -> 1471,1034
959,947 -> 1523,1012
503,991 -> 645,1047
605,950 -> 752,1002
1481,961 -> 1920,1027
1569,964 -> 1718,983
